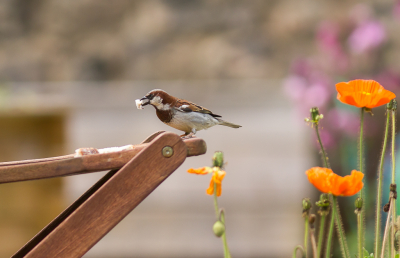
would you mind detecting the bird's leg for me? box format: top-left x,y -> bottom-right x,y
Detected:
180,132 -> 190,138
181,129 -> 196,139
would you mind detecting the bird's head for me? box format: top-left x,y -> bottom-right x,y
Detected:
136,89 -> 175,111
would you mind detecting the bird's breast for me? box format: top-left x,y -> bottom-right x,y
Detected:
156,109 -> 173,123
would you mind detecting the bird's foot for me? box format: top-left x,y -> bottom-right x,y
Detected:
181,132 -> 196,139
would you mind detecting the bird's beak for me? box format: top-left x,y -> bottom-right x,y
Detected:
135,97 -> 150,110
140,97 -> 150,106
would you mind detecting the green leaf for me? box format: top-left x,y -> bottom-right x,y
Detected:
363,248 -> 369,257
362,248 -> 374,258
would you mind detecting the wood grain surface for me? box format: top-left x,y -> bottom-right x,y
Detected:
16,132 -> 188,258
0,132 -> 206,184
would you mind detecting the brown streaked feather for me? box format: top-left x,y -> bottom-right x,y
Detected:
175,99 -> 222,118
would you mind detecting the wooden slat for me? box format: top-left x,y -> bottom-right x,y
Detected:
0,134 -> 206,184
19,132 -> 188,258
12,169 -> 119,258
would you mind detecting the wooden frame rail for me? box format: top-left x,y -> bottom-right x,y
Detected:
0,132 -> 206,258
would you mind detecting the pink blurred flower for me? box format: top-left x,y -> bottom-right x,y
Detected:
314,129 -> 336,149
348,20 -> 386,54
317,22 -> 341,54
283,75 -> 308,102
326,109 -> 359,136
393,1 -> 400,21
290,59 -> 312,78
283,73 -> 332,109
374,71 -> 400,92
304,82 -> 331,108
316,21 -> 349,71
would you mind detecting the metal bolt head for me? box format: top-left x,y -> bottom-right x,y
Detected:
162,146 -> 173,158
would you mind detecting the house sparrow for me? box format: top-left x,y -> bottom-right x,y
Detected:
136,89 -> 241,137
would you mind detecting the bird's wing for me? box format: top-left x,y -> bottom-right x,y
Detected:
175,99 -> 222,118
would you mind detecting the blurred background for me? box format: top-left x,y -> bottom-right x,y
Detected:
0,0 -> 400,257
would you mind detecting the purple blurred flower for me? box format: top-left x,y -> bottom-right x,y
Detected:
314,129 -> 336,149
316,21 -> 349,71
290,59 -> 313,78
374,71 -> 400,92
393,1 -> 400,21
326,109 -> 359,136
283,74 -> 332,109
304,82 -> 331,108
283,75 -> 308,102
317,21 -> 341,54
348,20 -> 386,54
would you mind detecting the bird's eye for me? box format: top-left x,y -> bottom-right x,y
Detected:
146,94 -> 154,100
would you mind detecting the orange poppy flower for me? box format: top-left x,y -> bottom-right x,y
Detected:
187,167 -> 213,175
206,168 -> 226,197
187,166 -> 226,196
306,167 -> 364,196
336,79 -> 396,108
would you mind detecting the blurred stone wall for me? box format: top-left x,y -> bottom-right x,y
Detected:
2,0 -> 395,82
0,0 -> 398,257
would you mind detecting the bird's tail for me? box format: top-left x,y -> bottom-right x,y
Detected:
217,119 -> 242,128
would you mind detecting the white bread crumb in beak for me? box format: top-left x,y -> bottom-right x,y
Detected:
135,99 -> 144,109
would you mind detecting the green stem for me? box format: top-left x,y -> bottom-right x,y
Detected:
357,213 -> 362,258
304,215 -> 309,258
325,207 -> 335,258
391,200 -> 396,258
315,124 -> 330,168
359,107 -> 365,175
220,211 -> 231,258
380,202 -> 392,258
391,107 -> 397,258
213,182 -> 219,219
332,195 -> 350,258
310,228 -> 318,258
358,107 -> 365,258
317,214 -> 326,258
314,121 -> 331,257
213,182 -> 231,258
392,107 -> 396,185
293,245 -> 305,258
375,110 -> 391,256
390,226 -> 392,258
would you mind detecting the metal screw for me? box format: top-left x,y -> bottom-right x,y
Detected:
162,146 -> 173,158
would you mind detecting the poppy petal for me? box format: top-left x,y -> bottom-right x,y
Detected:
335,79 -> 395,108
306,167 -> 364,196
187,167 -> 213,175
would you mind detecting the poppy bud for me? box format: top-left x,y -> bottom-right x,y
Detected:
307,107 -> 324,125
355,197 -> 363,214
303,198 -> 312,214
320,193 -> 329,201
309,214 -> 316,227
383,202 -> 390,213
213,221 -> 225,237
388,99 -> 397,111
355,197 -> 363,209
316,194 -> 330,216
316,194 -> 329,207
354,197 -> 363,214
212,151 -> 224,168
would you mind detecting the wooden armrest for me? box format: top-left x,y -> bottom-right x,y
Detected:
0,131 -> 206,184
